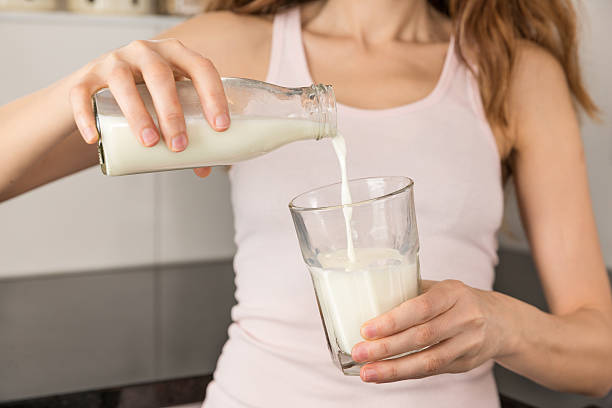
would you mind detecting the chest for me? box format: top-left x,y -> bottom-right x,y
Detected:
229,105 -> 503,246
303,35 -> 450,111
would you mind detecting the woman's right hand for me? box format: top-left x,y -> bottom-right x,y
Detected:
69,38 -> 230,178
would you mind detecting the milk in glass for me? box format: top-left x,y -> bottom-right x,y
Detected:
309,248 -> 419,355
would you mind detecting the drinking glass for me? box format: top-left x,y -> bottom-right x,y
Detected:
289,176 -> 421,375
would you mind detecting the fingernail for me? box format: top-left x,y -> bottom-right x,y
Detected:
141,128 -> 158,146
362,367 -> 378,382
352,344 -> 368,362
214,113 -> 230,129
362,325 -> 377,339
172,133 -> 187,151
84,127 -> 98,143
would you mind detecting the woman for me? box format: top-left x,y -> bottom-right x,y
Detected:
1,0 -> 611,406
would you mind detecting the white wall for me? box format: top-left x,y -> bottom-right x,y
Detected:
0,12 -> 236,278
499,0 -> 612,268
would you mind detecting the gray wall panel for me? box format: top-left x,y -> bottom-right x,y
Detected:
0,270 -> 156,401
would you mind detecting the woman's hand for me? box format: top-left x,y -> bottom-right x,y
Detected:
351,279 -> 517,383
70,38 -> 230,178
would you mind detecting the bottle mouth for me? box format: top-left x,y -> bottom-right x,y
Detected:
313,84 -> 337,140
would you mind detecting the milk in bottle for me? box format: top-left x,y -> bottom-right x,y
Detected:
94,78 -> 337,176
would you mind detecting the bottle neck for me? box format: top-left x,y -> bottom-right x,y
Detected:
310,84 -> 337,140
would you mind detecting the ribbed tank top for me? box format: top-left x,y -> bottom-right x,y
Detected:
204,7 -> 503,408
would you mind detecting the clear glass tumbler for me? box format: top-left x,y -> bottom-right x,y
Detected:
289,176 -> 421,375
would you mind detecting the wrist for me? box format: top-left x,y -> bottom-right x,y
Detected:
489,290 -> 526,361
43,63 -> 96,137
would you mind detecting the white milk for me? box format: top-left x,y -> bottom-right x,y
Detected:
330,134 -> 356,262
98,116 -> 319,176
309,248 -> 419,355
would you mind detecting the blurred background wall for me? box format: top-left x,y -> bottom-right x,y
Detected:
0,1 -> 610,407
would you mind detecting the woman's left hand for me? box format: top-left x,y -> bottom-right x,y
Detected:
351,279 -> 517,383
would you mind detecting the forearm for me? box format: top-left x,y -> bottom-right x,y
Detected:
494,291 -> 612,397
0,67 -> 95,200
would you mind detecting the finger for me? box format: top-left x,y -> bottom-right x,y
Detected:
107,61 -> 160,147
352,303 -> 464,363
152,40 -> 230,131
137,49 -> 188,152
360,332 -> 474,383
361,280 -> 462,340
70,76 -> 101,144
193,167 -> 212,178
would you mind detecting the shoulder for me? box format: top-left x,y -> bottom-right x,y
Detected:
156,11 -> 274,79
511,40 -> 567,98
506,40 -> 575,152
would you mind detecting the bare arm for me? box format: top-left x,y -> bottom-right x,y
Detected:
493,44 -> 612,396
0,72 -> 96,202
0,11 -> 270,203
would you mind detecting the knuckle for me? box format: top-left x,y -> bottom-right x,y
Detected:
194,57 -> 218,76
386,364 -> 399,380
205,88 -> 226,102
414,324 -> 435,347
463,298 -> 485,321
198,56 -> 214,69
128,39 -> 150,52
424,355 -> 445,374
69,84 -> 89,101
470,312 -> 486,329
167,38 -> 185,48
417,296 -> 433,318
381,314 -> 397,334
147,63 -> 173,82
109,62 -> 131,79
203,91 -> 228,111
163,111 -> 186,125
377,341 -> 391,357
106,50 -> 122,64
444,279 -> 464,291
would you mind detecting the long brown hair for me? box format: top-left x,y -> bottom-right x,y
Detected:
209,0 -> 598,128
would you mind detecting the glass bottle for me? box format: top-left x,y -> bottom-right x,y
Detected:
94,78 -> 337,176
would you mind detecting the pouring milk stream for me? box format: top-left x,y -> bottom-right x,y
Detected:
330,134 -> 356,262
310,133 -> 419,356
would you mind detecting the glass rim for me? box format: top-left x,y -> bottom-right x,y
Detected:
288,176 -> 414,213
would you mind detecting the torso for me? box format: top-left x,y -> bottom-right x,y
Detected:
176,6 -> 505,408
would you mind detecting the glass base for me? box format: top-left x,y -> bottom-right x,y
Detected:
336,350 -> 363,376
336,348 -> 426,376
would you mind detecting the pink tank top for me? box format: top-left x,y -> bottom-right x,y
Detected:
204,8 -> 503,408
